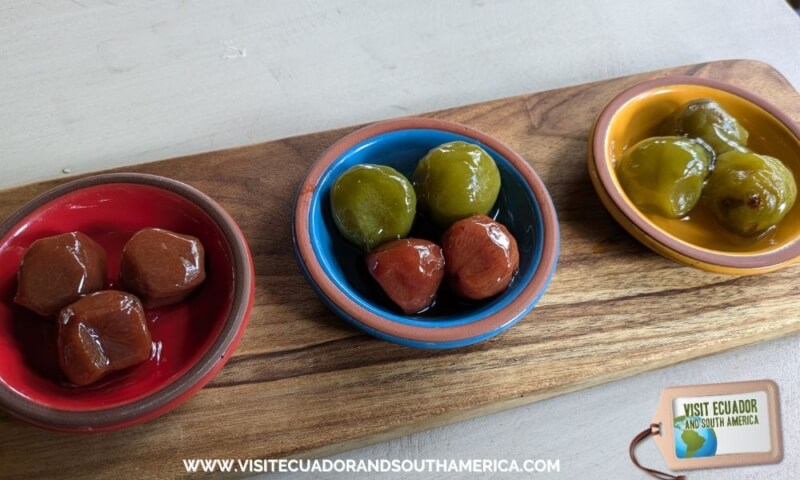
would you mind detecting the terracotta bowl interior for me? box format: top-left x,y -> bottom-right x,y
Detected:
601,82 -> 800,255
0,175 -> 250,429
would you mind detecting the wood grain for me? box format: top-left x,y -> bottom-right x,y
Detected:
2,60 -> 800,479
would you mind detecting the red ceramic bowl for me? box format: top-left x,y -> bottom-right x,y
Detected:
0,173 -> 254,432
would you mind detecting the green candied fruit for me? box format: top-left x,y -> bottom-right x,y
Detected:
662,99 -> 749,155
330,164 -> 416,251
617,136 -> 713,218
412,141 -> 501,228
703,150 -> 796,236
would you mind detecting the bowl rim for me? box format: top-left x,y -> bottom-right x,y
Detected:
591,75 -> 800,270
293,117 -> 559,344
0,173 -> 254,431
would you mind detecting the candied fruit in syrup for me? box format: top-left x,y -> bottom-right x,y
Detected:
366,238 -> 445,314
412,141 -> 501,228
616,136 -> 712,218
15,232 -> 107,317
704,150 -> 797,236
120,228 -> 206,308
662,99 -> 749,155
442,215 -> 519,301
330,164 -> 417,251
58,290 -> 152,386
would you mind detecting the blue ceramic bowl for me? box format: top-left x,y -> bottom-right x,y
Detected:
294,118 -> 559,348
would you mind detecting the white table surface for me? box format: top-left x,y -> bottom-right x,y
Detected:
2,0 -> 799,478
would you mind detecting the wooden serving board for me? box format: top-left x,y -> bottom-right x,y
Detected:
2,60 -> 800,479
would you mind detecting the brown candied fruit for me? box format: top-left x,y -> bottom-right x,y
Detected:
15,232 -> 107,317
120,228 -> 206,308
442,215 -> 520,301
366,238 -> 445,314
58,290 -> 152,386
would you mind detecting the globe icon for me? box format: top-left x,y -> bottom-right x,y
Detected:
674,416 -> 717,458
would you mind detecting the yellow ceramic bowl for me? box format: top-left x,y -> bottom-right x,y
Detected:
588,76 -> 800,274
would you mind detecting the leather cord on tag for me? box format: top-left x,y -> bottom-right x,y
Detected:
630,424 -> 686,480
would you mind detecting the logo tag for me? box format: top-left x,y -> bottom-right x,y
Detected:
652,380 -> 782,470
